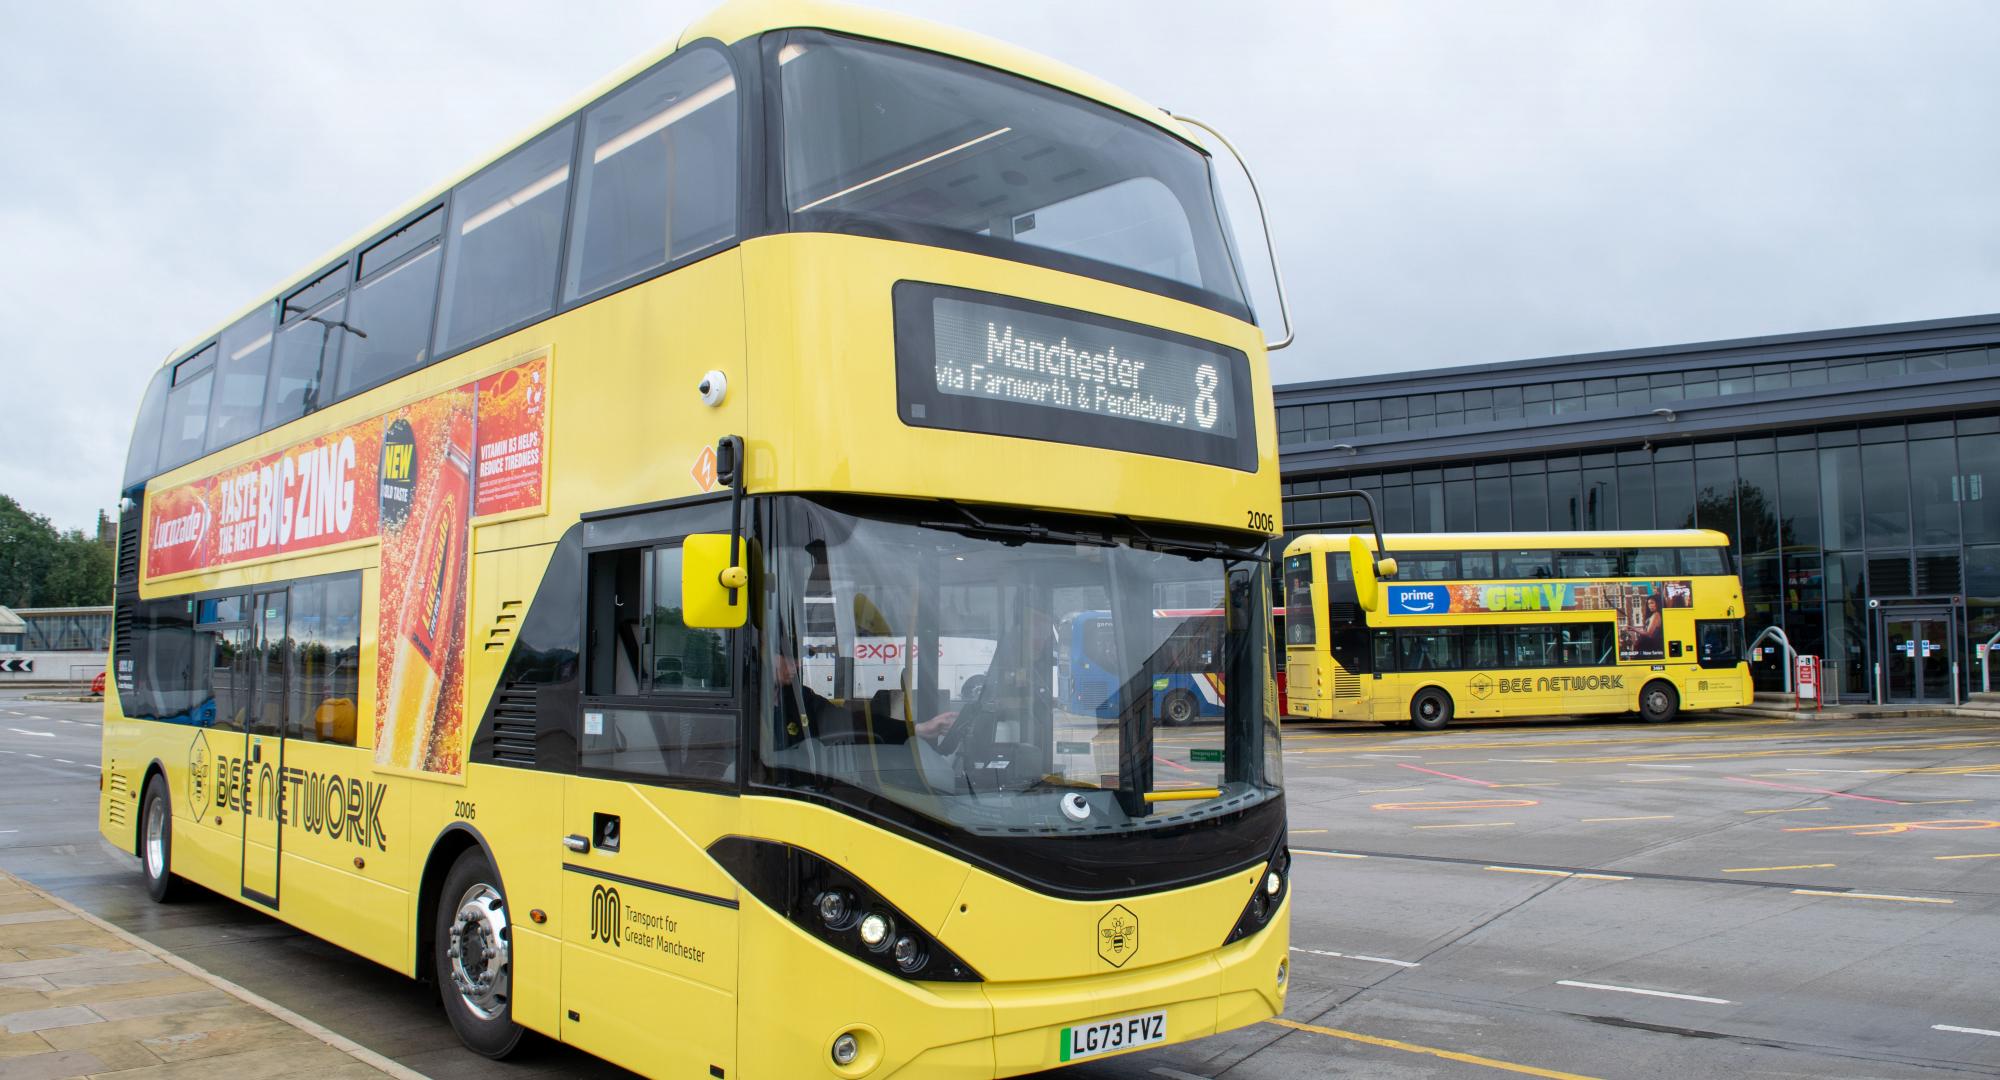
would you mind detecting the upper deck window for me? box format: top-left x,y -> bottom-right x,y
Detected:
158,345 -> 217,471
776,32 -> 1250,317
434,123 -> 576,354
565,48 -> 738,301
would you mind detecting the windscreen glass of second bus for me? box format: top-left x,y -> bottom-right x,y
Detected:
775,31 -> 1248,310
759,497 -> 1279,837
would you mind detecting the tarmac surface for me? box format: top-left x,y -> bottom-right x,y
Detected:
3,691 -> 1998,1079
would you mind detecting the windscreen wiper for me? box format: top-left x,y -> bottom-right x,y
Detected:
921,502 -> 1116,548
1116,516 -> 1268,561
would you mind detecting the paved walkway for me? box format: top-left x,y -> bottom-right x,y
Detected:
0,872 -> 421,1080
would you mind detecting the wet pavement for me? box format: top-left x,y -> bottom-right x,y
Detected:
4,694 -> 1998,1078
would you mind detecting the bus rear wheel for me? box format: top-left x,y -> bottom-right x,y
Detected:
1640,681 -> 1680,724
139,777 -> 182,903
1162,689 -> 1199,726
435,849 -> 524,1059
1410,689 -> 1453,732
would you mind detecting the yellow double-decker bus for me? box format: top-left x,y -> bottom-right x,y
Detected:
99,3 -> 1293,1076
1284,530 -> 1752,730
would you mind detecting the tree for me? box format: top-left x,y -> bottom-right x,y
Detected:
0,495 -> 114,608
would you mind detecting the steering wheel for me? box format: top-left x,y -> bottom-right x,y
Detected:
936,694 -> 996,757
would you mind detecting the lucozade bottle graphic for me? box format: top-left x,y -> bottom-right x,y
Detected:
381,414 -> 471,769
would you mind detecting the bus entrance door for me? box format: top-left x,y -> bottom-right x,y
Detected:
559,750 -> 739,1077
240,591 -> 287,904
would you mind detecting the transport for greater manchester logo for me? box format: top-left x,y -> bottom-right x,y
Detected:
1097,905 -> 1139,967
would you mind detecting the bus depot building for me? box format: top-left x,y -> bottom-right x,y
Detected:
1275,313 -> 2000,706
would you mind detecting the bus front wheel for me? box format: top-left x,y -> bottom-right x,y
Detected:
1640,681 -> 1680,724
1410,689 -> 1453,732
1162,689 -> 1199,726
435,849 -> 524,1059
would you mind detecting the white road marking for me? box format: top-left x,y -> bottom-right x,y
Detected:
1291,946 -> 1420,968
1556,980 -> 1731,1004
53,759 -> 74,765
1934,1025 -> 2000,1038
7,728 -> 54,738
24,753 -> 44,759
1487,866 -> 1631,881
0,829 -> 16,834
1792,889 -> 1954,905
1292,850 -> 1367,859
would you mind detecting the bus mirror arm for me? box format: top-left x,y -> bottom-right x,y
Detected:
717,435 -> 745,607
1170,113 -> 1293,352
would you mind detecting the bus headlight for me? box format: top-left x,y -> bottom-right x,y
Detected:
1224,843 -> 1289,946
709,837 -> 982,983
817,890 -> 854,928
892,935 -> 927,972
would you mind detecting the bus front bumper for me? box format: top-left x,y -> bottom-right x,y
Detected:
892,898 -> 1291,1079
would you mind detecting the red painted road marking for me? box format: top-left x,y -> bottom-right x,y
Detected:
1725,776 -> 1903,804
1154,755 -> 1195,773
1398,762 -> 1501,788
1373,799 -> 1541,811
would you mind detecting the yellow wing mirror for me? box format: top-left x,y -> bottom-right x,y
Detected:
1348,535 -> 1397,613
682,534 -> 755,629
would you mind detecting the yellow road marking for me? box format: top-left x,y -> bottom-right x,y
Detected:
1415,822 -> 1515,829
1287,828 -> 1329,834
1723,863 -> 1835,873
1745,807 -> 1827,814
1267,1018 -> 1605,1080
1934,852 -> 2000,861
1916,799 -> 1976,805
1581,815 -> 1673,822
1618,778 -> 1679,783
1791,889 -> 1953,905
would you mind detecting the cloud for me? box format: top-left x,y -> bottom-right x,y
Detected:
3,1 -> 1996,530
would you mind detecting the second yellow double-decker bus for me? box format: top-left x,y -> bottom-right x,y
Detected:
1285,530 -> 1752,729
98,2 -> 1292,1076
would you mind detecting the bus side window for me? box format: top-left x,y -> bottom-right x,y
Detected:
435,123 -> 577,355
566,46 -> 740,301
1680,548 -> 1728,576
287,575 -> 363,746
587,549 -> 647,696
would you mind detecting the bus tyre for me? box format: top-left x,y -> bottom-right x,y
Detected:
1410,689 -> 1453,732
435,849 -> 524,1059
1162,689 -> 1199,726
1640,681 -> 1680,724
139,778 -> 181,903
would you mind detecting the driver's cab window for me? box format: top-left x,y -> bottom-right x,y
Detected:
583,540 -> 735,783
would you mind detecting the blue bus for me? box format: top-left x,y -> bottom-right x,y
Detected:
1064,608 -> 1226,725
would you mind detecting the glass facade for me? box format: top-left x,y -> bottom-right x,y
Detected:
1277,346 -> 2000,448
1283,414 -> 2000,701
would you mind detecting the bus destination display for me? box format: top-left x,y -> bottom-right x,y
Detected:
895,283 -> 1255,471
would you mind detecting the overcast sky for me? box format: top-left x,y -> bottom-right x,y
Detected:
4,1 -> 1998,532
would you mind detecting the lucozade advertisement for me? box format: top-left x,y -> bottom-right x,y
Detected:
143,354 -> 548,777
